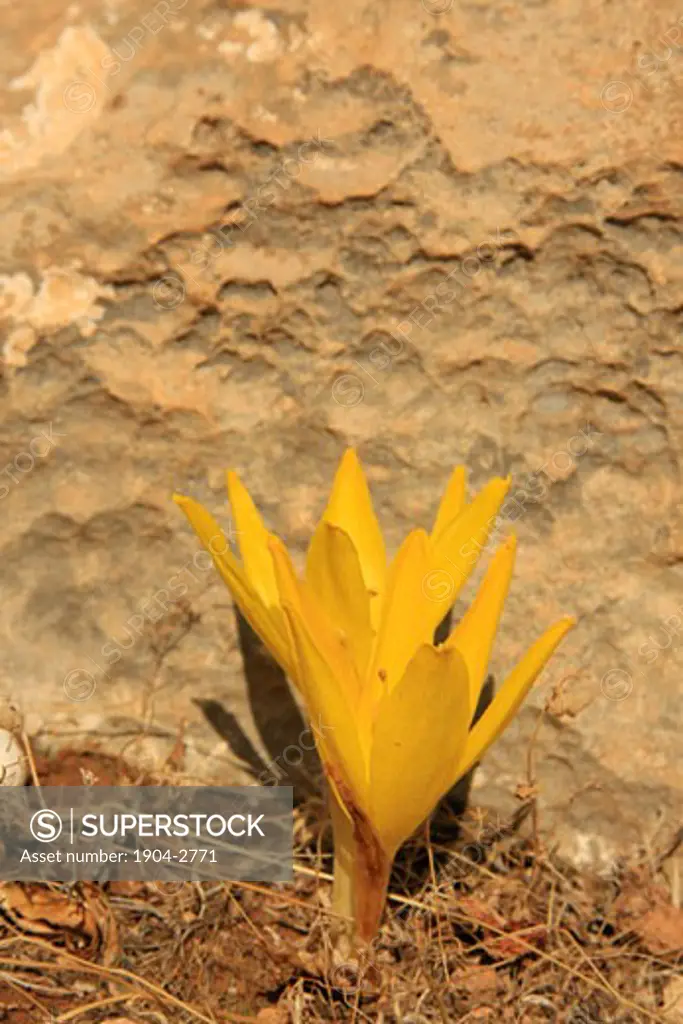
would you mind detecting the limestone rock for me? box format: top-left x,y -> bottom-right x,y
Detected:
0,0 -> 681,871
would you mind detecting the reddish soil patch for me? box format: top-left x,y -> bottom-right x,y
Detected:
32,747 -> 150,786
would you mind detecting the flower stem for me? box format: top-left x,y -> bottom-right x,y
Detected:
330,792 -> 356,927
329,787 -> 392,945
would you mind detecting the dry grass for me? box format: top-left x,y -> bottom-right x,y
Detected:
0,752 -> 681,1024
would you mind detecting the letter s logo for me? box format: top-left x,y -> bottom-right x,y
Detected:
30,809 -> 63,842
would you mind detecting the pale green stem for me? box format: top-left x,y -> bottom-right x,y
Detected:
330,793 -> 356,928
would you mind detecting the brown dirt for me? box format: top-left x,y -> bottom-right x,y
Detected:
0,750 -> 680,1023
32,748 -> 149,787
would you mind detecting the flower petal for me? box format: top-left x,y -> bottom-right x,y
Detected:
429,476 -> 511,609
226,470 -> 279,608
319,449 -> 386,619
269,537 -> 368,805
306,521 -> 374,675
173,493 -> 292,675
455,615 -> 576,782
445,534 -> 518,717
369,643 -> 470,855
369,529 -> 434,693
431,465 -> 467,544
270,535 -> 362,703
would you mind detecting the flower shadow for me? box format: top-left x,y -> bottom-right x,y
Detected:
195,608 -> 323,804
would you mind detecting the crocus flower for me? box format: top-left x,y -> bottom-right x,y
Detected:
174,450 -> 574,941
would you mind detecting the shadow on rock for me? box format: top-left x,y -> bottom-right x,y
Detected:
195,608 -> 323,804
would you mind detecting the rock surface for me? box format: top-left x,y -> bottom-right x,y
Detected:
1,0 -> 681,871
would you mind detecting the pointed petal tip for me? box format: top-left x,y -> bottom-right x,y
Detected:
336,448 -> 365,485
488,473 -> 512,498
478,473 -> 511,502
482,531 -> 517,568
340,446 -> 360,467
327,447 -> 366,505
225,468 -> 244,499
401,525 -> 431,558
489,530 -> 518,568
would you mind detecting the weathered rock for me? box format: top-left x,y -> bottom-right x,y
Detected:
0,0 -> 681,871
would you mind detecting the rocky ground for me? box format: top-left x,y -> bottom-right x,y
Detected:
0,0 -> 682,935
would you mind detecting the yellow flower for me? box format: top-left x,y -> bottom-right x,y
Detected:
174,450 -> 574,941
